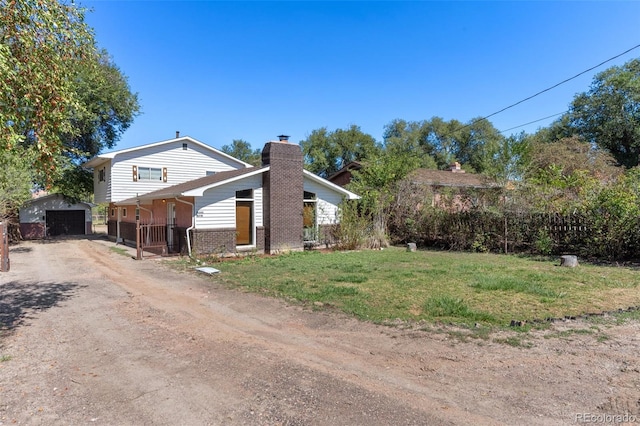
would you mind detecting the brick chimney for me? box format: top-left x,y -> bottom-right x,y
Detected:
449,162 -> 465,173
262,135 -> 304,253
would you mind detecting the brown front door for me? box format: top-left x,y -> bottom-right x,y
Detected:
236,201 -> 252,245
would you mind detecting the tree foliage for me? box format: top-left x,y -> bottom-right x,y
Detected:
0,146 -> 34,220
521,136 -> 620,213
568,58 -> 640,168
382,117 -> 504,174
1,0 -> 139,209
221,139 -> 261,166
64,50 -> 140,162
1,0 -> 97,175
300,125 -> 379,178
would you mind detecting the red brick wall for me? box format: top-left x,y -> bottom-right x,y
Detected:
262,142 -> 304,253
20,223 -> 45,240
192,228 -> 236,255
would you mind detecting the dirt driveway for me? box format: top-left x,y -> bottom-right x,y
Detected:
0,237 -> 639,425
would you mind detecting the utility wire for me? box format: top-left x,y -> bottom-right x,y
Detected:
464,43 -> 640,131
499,111 -> 566,134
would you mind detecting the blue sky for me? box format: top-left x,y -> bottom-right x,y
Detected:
83,1 -> 640,153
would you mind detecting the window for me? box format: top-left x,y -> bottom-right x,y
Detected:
182,143 -> 188,150
236,189 -> 253,199
122,208 -> 127,217
138,167 -> 162,181
133,166 -> 168,182
135,208 -> 140,221
303,191 -> 317,242
110,209 -> 115,217
98,167 -> 105,182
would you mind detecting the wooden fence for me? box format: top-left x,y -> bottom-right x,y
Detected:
393,211 -> 597,256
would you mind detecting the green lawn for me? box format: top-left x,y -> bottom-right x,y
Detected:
178,247 -> 640,328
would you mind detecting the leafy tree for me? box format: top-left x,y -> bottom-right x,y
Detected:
1,0 -> 139,209
568,58 -> 640,168
221,139 -> 261,166
300,125 -> 379,178
489,132 -> 530,184
64,50 -> 140,162
382,117 -> 503,174
48,163 -> 94,204
347,150 -> 419,248
382,119 -> 437,170
522,136 -> 621,212
454,118 -> 503,174
0,146 -> 34,220
1,0 -> 98,176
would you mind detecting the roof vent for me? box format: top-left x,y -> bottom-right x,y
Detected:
277,134 -> 290,143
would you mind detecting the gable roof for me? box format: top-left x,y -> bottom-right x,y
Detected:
115,167 -> 267,205
303,170 -> 359,200
115,167 -> 360,206
407,168 -> 499,189
24,193 -> 94,208
83,136 -> 252,169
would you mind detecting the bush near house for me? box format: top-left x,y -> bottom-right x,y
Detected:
384,167 -> 640,261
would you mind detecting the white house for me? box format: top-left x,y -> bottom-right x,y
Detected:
84,134 -> 359,256
84,134 -> 252,205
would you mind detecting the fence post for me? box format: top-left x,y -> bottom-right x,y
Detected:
0,222 -> 9,272
136,219 -> 142,260
504,214 -> 508,255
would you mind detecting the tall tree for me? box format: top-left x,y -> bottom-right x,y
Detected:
382,119 -> 437,170
382,117 -> 503,174
522,136 -> 621,212
300,125 -> 379,178
64,50 -> 140,162
1,0 -> 97,176
568,58 -> 640,168
1,0 -> 139,205
0,147 -> 34,220
489,132 -> 530,184
221,139 -> 261,166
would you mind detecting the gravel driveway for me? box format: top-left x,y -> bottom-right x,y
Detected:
1,237 -> 639,425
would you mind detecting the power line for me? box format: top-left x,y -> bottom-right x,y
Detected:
466,43 -> 640,130
499,111 -> 566,134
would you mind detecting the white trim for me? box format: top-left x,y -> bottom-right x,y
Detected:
182,167 -> 270,197
303,170 -> 360,200
84,136 -> 253,169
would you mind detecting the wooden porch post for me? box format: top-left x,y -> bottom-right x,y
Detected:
136,219 -> 142,260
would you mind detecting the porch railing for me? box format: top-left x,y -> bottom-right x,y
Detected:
136,220 -> 176,259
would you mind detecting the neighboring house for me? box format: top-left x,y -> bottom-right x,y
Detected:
328,161 -> 362,187
20,193 -> 93,239
85,134 -> 359,256
405,163 -> 501,211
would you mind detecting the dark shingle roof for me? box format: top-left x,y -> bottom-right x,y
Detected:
407,169 -> 498,188
116,167 -> 267,205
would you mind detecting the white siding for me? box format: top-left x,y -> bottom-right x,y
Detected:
304,178 -> 344,225
194,175 -> 263,229
19,195 -> 92,223
109,141 -> 246,202
93,161 -> 111,203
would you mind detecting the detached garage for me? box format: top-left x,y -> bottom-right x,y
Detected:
20,194 -> 93,239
